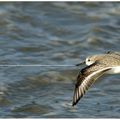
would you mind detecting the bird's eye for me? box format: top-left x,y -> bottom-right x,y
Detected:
88,59 -> 90,62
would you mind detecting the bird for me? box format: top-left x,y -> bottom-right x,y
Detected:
72,51 -> 120,106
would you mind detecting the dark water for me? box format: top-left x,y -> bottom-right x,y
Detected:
0,2 -> 120,118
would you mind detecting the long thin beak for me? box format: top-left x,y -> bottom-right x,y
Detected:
76,61 -> 85,66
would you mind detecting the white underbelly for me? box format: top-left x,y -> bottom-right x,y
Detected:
106,66 -> 120,74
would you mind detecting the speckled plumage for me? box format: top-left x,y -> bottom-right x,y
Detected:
72,51 -> 120,106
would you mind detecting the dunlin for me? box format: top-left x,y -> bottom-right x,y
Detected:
72,51 -> 120,106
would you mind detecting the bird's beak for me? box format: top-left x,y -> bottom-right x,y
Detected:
76,61 -> 85,66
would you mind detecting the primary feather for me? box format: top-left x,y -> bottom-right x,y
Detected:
72,63 -> 111,106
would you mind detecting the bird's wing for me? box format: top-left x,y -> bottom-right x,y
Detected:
107,51 -> 120,54
72,63 -> 111,106
106,51 -> 120,56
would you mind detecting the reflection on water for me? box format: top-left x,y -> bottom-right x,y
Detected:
0,2 -> 120,118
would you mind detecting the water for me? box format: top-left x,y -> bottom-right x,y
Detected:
0,2 -> 120,118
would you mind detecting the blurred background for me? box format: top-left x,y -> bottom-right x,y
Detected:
0,2 -> 120,118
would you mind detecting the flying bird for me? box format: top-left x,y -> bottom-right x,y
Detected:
72,51 -> 120,106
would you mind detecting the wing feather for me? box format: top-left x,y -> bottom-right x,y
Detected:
72,65 -> 111,106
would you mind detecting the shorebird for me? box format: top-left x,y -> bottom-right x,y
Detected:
72,51 -> 120,106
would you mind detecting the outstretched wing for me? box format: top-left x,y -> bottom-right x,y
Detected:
72,63 -> 111,106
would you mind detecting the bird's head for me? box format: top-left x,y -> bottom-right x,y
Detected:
76,54 -> 104,66
86,55 -> 104,65
85,56 -> 95,65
